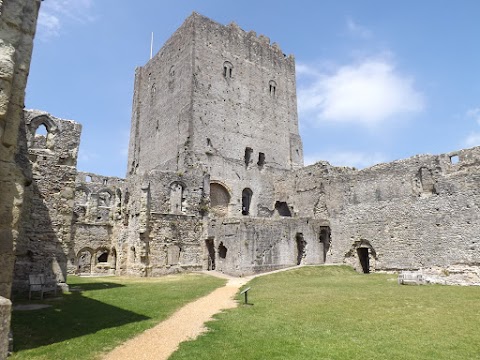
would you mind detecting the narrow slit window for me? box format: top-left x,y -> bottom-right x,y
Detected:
269,80 -> 277,97
257,152 -> 265,167
244,147 -> 253,167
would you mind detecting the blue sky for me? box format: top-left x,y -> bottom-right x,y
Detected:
27,1 -> 480,178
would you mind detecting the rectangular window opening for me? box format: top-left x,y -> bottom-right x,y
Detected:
450,155 -> 459,164
257,152 -> 265,167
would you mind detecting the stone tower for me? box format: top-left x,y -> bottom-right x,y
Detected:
127,12 -> 303,216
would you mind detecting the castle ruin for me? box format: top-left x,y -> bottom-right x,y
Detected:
10,12 -> 480,294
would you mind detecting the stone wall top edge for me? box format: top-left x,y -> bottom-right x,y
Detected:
190,12 -> 295,61
302,145 -> 480,175
76,171 -> 125,182
142,11 -> 294,70
24,109 -> 80,126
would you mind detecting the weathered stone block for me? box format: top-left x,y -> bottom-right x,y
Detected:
0,296 -> 12,360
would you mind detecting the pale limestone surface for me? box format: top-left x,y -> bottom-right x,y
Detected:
0,1 -> 40,358
11,13 -> 480,301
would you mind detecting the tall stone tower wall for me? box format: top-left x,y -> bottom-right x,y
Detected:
127,17 -> 196,175
190,14 -> 302,172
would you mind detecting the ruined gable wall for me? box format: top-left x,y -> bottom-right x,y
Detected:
72,172 -> 124,275
121,169 -> 207,276
127,15 -> 196,176
285,148 -> 480,272
0,1 -> 40,357
14,110 -> 81,291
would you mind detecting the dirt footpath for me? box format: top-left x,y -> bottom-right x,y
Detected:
102,275 -> 250,360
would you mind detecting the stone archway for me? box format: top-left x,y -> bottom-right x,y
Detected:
344,239 -> 377,274
210,182 -> 230,216
76,248 -> 94,274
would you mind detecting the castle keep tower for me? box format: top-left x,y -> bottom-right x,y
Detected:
119,13 -> 323,276
127,13 -> 303,216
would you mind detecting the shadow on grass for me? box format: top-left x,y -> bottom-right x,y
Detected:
12,283 -> 150,352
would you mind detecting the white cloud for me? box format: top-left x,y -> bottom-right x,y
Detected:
466,108 -> 480,124
37,12 -> 61,38
304,151 -> 387,169
464,133 -> 480,148
37,0 -> 95,40
462,108 -> 480,148
346,18 -> 372,39
297,58 -> 425,127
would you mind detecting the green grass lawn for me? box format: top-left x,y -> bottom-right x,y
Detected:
10,273 -> 225,360
170,266 -> 480,360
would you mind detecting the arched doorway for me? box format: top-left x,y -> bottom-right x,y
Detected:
77,248 -> 94,274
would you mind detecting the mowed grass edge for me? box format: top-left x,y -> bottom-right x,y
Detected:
10,273 -> 225,360
170,266 -> 480,360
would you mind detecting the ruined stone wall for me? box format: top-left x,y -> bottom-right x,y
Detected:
207,217 -> 325,276
0,1 -> 40,357
283,148 -> 480,273
120,168 -> 208,276
13,110 -> 81,291
127,15 -> 195,175
72,172 -> 124,275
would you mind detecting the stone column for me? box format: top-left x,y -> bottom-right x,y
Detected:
0,1 -> 41,358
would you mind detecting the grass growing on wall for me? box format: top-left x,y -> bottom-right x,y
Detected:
171,266 -> 480,360
11,274 -> 225,360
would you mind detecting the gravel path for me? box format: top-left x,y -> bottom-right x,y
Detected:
102,266 -> 303,360
102,273 -> 250,360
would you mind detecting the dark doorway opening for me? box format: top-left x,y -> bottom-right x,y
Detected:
319,226 -> 331,262
357,247 -> 369,273
275,201 -> 292,217
218,242 -> 227,259
295,233 -> 306,265
206,239 -> 215,270
242,188 -> 253,215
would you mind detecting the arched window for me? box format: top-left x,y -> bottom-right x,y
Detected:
269,80 -> 277,97
36,124 -> 47,136
223,61 -> 233,78
210,182 -> 230,216
242,188 -> 253,215
29,115 -> 58,150
32,123 -> 48,148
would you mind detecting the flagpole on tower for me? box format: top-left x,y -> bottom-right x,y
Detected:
150,32 -> 154,60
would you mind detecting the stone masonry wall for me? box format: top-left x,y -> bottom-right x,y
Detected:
127,14 -> 195,175
0,1 -> 40,358
72,172 -> 124,275
13,110 -> 81,292
190,13 -> 302,172
282,147 -> 480,273
207,217 -> 326,276
120,168 -> 208,276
